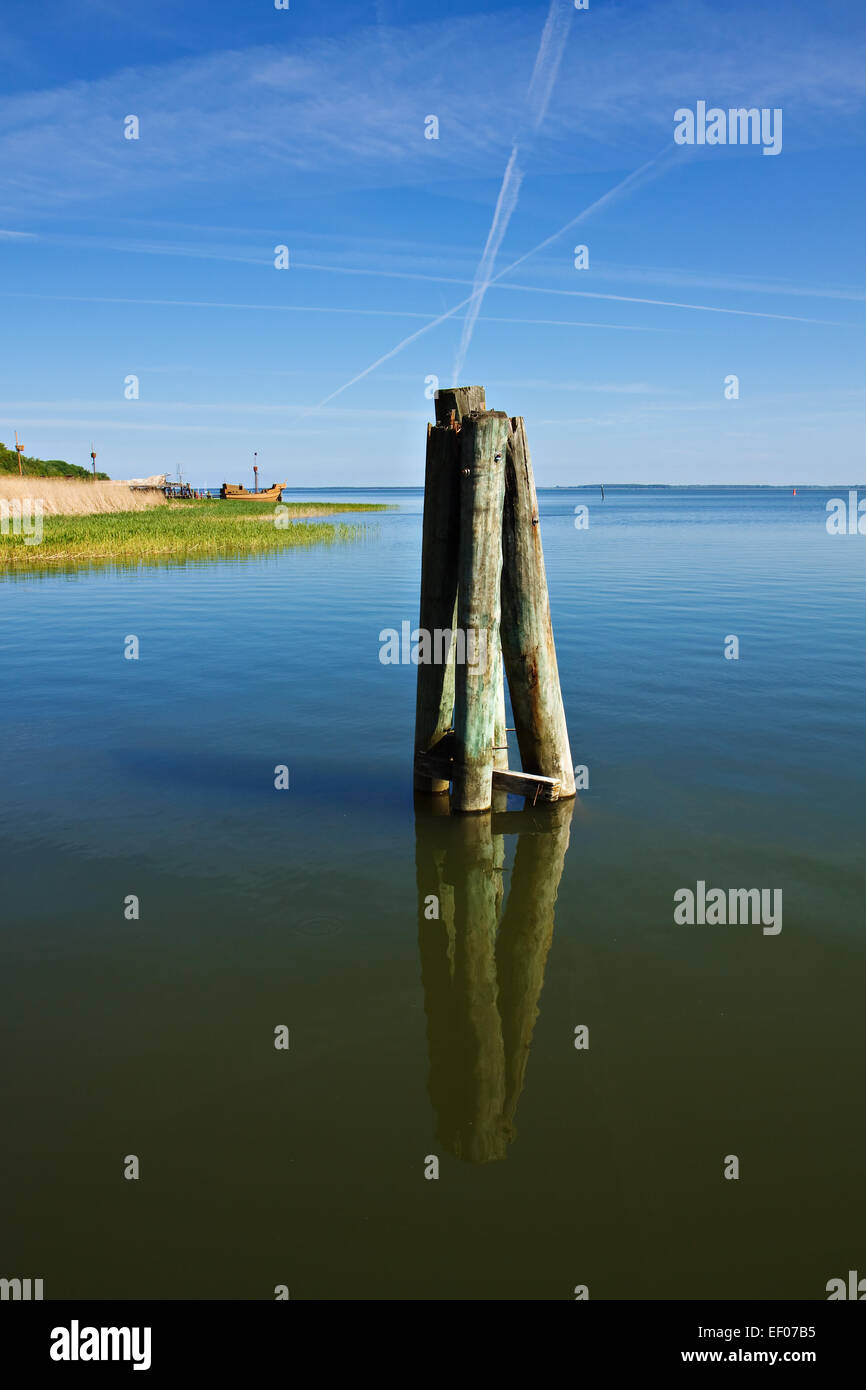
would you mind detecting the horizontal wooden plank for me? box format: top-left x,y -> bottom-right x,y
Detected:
492,769 -> 561,803
414,744 -> 560,804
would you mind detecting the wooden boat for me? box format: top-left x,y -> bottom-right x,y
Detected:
220,481 -> 286,502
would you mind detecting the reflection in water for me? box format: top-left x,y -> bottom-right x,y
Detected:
415,797 -> 574,1163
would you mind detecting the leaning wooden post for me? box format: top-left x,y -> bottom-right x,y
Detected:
413,423 -> 460,791
500,416 -> 576,797
414,388 -> 487,793
452,411 -> 509,813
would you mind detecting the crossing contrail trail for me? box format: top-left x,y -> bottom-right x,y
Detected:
451,149 -> 524,382
308,149 -> 674,416
451,0 -> 571,381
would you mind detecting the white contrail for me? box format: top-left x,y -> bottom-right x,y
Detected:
8,291 -> 663,332
525,0 -> 571,129
488,282 -> 844,326
451,148 -> 524,382
451,0 -> 570,380
450,148 -> 525,380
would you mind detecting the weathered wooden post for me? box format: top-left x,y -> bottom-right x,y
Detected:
452,411 -> 509,812
414,386 -> 574,811
500,416 -> 576,797
414,388 -> 486,792
413,422 -> 459,792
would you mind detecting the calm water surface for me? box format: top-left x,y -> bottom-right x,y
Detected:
2,487 -> 864,1299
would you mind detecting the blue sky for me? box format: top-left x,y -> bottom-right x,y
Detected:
1,0 -> 864,486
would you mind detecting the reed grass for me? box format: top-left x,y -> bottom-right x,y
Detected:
0,476 -> 167,516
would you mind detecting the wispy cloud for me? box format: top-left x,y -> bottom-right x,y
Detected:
0,21 -> 520,212
1,4 -> 863,213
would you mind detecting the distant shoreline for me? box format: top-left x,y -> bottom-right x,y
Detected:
273,483 -> 862,492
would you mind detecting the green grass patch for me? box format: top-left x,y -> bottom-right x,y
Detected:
0,499 -> 390,571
